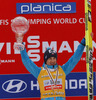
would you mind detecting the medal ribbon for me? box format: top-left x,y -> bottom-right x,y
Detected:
45,65 -> 58,86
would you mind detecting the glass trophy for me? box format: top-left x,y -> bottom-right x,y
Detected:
11,16 -> 29,50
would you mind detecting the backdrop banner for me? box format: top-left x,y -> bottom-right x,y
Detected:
0,0 -> 96,100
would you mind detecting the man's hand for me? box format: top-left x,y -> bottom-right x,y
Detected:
14,43 -> 25,51
85,32 -> 93,38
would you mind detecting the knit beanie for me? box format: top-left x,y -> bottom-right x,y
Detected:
44,48 -> 57,64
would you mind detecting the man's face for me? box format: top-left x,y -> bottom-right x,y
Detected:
46,57 -> 57,65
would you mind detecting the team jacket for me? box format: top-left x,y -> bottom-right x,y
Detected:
20,38 -> 85,100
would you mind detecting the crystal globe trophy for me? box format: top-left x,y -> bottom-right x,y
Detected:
11,16 -> 29,50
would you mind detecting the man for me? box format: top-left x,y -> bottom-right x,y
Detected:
17,37 -> 85,100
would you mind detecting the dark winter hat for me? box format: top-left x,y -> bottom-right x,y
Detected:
44,48 -> 57,64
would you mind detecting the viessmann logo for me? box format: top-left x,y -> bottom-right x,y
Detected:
16,2 -> 76,14
2,79 -> 27,93
0,59 -> 15,64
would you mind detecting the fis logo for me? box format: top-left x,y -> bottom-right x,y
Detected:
88,0 -> 91,5
88,0 -> 91,3
16,2 -> 76,14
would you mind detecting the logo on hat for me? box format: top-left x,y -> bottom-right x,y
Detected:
48,49 -> 56,54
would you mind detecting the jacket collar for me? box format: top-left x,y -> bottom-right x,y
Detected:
42,63 -> 58,69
